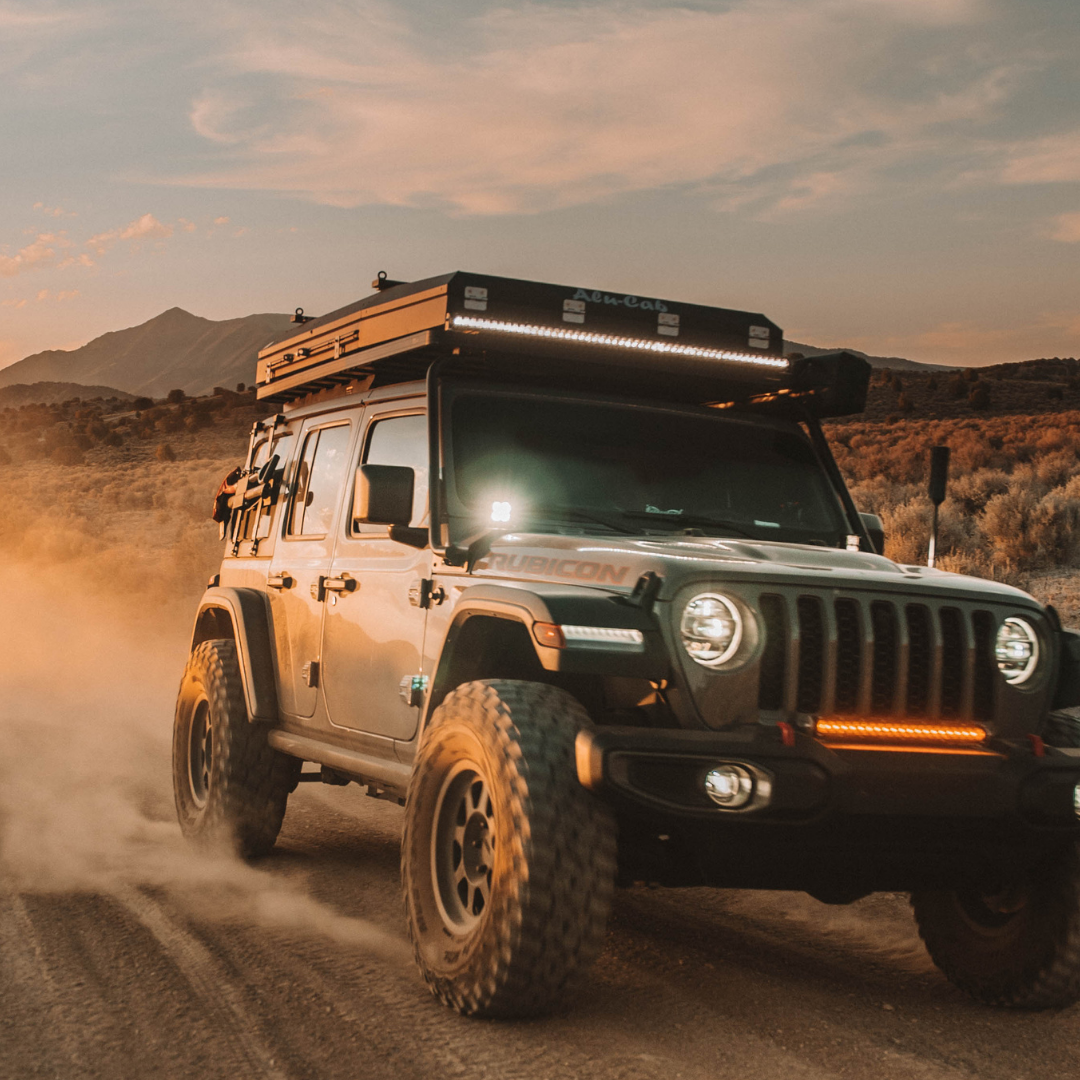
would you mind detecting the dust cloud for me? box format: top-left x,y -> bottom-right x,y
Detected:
0,563 -> 408,962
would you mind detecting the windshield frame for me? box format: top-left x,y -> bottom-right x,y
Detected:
437,380 -> 855,548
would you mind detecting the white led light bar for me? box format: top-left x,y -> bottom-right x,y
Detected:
451,315 -> 788,370
561,625 -> 646,647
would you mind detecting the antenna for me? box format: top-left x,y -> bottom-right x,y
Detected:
927,446 -> 950,568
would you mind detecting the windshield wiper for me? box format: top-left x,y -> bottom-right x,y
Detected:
540,506 -> 638,535
616,510 -> 759,540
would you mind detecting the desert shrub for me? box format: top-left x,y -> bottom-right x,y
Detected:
981,489 -> 1040,564
947,468 -> 1011,514
969,383 -> 992,410
132,396 -> 153,410
155,443 -> 176,462
166,389 -> 186,404
947,373 -> 967,399
51,445 -> 84,466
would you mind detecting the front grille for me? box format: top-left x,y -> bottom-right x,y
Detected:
756,593 -> 997,724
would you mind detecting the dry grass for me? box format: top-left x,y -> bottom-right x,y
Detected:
0,392 -> 254,621
830,413 -> 1080,609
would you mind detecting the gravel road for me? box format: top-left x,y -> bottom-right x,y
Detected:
3,575 -> 1080,1080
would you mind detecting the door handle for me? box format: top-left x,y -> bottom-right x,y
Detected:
323,574 -> 357,594
267,573 -> 293,590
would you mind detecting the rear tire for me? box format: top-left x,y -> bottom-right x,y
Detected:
172,639 -> 299,859
402,679 -> 617,1017
912,845 -> 1080,1008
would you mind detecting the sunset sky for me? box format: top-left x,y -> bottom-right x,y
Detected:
2,0 -> 1078,370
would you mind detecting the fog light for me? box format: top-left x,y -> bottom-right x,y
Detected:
705,765 -> 753,808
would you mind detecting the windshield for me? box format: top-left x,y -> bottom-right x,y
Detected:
448,392 -> 850,546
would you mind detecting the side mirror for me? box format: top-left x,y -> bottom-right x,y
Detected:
354,464 -> 414,527
859,512 -> 885,555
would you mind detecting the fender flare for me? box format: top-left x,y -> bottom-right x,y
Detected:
189,587 -> 279,722
422,583 -> 668,725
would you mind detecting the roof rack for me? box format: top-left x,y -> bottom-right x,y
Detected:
256,271 -> 789,406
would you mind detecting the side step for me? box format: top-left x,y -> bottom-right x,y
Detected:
268,730 -> 411,798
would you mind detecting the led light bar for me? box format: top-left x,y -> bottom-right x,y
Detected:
815,718 -> 987,744
451,315 -> 789,370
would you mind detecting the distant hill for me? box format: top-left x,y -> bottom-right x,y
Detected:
0,308 -> 293,398
784,340 -> 944,372
0,382 -> 134,408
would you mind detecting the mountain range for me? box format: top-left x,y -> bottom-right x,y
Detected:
0,307 -> 940,404
0,308 -> 292,399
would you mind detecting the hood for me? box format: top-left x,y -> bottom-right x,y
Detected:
472,531 -> 1041,609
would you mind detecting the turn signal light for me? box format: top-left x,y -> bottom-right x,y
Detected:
815,718 -> 987,744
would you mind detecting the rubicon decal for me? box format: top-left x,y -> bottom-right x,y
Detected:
478,553 -> 631,584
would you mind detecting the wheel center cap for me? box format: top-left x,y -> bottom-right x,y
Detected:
462,812 -> 491,882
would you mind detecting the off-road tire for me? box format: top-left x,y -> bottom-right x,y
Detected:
172,639 -> 299,859
912,844 -> 1080,1008
402,679 -> 617,1017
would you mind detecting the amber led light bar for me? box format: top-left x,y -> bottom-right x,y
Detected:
814,718 -> 987,745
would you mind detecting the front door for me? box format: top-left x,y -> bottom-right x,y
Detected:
267,417 -> 355,720
321,407 -> 430,740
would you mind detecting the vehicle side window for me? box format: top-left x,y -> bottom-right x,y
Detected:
354,413 -> 428,531
287,423 -> 352,536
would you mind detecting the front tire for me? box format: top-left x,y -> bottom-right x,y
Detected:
402,680 -> 617,1017
172,639 -> 299,859
912,845 -> 1080,1008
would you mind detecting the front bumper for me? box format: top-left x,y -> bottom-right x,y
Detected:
575,724 -> 1080,829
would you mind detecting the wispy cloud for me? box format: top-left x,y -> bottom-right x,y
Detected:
85,212 -> 174,255
0,232 -> 71,277
999,131 -> 1080,185
169,0 -> 1032,215
1050,212 -> 1080,242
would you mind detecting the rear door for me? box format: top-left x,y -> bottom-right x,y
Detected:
267,416 -> 356,720
320,406 -> 431,740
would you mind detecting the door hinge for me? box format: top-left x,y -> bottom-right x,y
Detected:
398,674 -> 429,708
408,578 -> 446,609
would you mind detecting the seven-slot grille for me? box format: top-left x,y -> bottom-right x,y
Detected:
757,593 -> 997,723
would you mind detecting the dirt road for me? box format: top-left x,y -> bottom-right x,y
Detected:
3,574 -> 1080,1080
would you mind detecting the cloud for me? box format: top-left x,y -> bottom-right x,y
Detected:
172,0 -> 1026,215
33,201 -> 73,218
999,131 -> 1080,185
1,298 -> 28,308
36,289 -> 48,301
213,215 -> 229,225
0,231 -> 71,277
85,212 -> 174,254
1050,211 -> 1080,243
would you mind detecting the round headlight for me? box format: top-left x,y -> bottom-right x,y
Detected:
995,617 -> 1039,685
681,593 -> 743,667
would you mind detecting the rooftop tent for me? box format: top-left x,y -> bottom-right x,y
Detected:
255,271 -> 868,417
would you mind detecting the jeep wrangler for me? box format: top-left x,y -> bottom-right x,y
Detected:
173,271 -> 1080,1017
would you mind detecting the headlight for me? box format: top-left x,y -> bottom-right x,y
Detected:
996,617 -> 1039,685
680,592 -> 744,667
